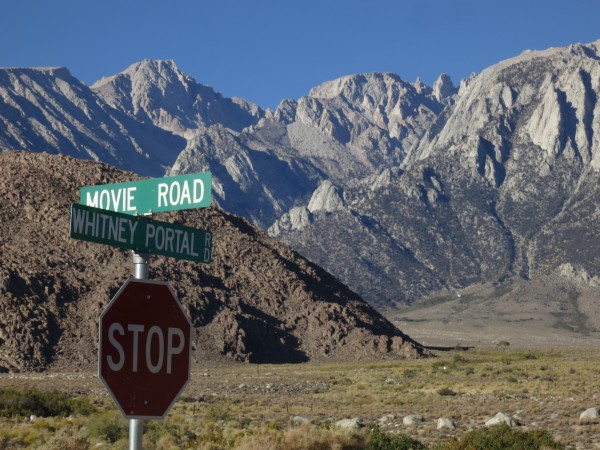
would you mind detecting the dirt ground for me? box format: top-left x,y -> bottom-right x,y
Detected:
3,344 -> 600,449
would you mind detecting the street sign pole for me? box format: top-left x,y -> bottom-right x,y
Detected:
133,252 -> 150,280
130,251 -> 149,450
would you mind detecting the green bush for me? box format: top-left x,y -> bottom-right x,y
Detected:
44,425 -> 90,450
206,404 -> 231,423
438,423 -> 565,450
0,388 -> 95,418
88,411 -> 128,444
437,387 -> 457,397
368,427 -> 427,450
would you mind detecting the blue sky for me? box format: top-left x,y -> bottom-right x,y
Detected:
2,0 -> 600,109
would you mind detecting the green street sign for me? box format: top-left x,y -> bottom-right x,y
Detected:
80,172 -> 211,215
70,204 -> 213,263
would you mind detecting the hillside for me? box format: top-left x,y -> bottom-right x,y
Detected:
0,152 -> 423,372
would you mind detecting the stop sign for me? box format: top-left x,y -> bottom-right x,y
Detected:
99,278 -> 192,419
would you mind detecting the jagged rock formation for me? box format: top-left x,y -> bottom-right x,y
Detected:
4,40 -> 600,319
432,73 -> 458,104
307,180 -> 345,213
298,72 -> 444,172
273,40 -> 600,311
410,40 -> 600,281
170,70 -> 446,227
0,61 -> 449,304
0,67 -> 184,176
167,124 -> 323,229
0,152 -> 423,372
92,59 -> 265,137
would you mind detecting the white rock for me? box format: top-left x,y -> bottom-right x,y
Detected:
307,180 -> 344,213
579,407 -> 600,421
289,207 -> 312,230
378,414 -> 395,424
268,206 -> 313,236
403,415 -> 424,426
335,418 -> 362,429
485,412 -> 518,427
432,73 -> 457,103
292,416 -> 310,425
437,418 -> 455,430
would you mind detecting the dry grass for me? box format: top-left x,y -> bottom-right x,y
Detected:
1,346 -> 600,448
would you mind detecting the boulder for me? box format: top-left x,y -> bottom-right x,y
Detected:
437,418 -> 455,430
403,415 -> 424,426
485,412 -> 519,427
579,407 -> 600,421
378,414 -> 395,424
292,416 -> 311,426
307,181 -> 344,213
335,418 -> 362,429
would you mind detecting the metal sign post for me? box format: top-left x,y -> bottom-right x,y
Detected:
131,251 -> 148,450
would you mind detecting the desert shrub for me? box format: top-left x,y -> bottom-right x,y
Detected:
0,388 -> 95,418
0,428 -> 38,449
284,425 -> 365,450
44,425 -> 90,450
431,362 -> 446,371
437,387 -> 457,396
368,427 -> 426,450
452,354 -> 467,364
497,341 -> 510,349
233,425 -> 365,450
88,411 -> 127,443
438,423 -> 565,450
404,370 -> 417,379
206,404 -> 231,423
233,428 -> 282,450
194,422 -> 233,449
141,419 -> 198,449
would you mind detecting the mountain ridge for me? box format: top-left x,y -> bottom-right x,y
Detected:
0,65 -> 185,176
2,39 -> 600,327
92,59 -> 265,137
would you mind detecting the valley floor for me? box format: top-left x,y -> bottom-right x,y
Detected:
1,346 -> 600,448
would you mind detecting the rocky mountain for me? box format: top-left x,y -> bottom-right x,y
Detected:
271,40 -> 600,313
0,152 -> 422,372
3,40 -> 600,324
168,70 -> 448,228
0,66 -> 185,176
92,59 -> 265,137
0,61 -> 446,232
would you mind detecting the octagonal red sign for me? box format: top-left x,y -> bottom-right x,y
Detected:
99,278 -> 192,419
